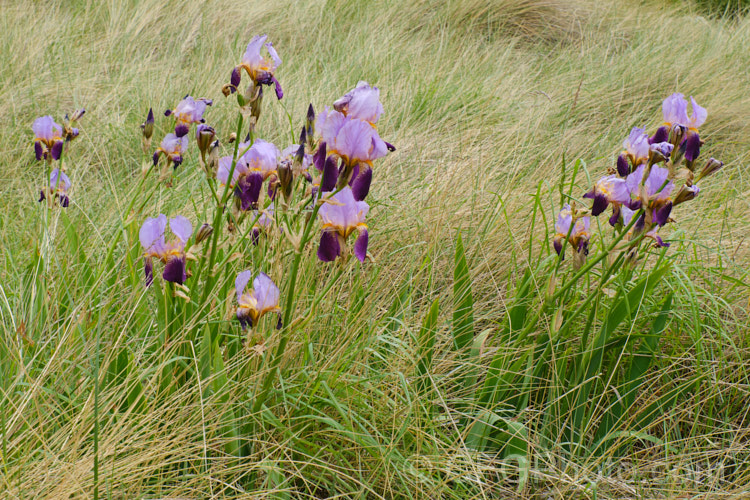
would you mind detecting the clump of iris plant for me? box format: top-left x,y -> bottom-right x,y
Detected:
234,270 -> 281,329
570,93 -> 723,259
139,214 -> 193,285
316,187 -> 369,262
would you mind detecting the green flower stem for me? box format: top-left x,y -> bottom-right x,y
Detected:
201,113 -> 244,306
252,184 -> 342,413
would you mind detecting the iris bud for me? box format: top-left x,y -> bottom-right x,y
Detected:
277,163 -> 294,201
141,108 -> 155,140
668,123 -> 686,147
696,158 -> 724,182
197,125 -> 215,155
195,223 -> 214,244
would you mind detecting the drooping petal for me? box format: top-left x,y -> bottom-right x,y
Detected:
354,228 -> 369,262
313,142 -> 327,172
649,126 -> 669,145
589,193 -> 609,217
50,141 -> 63,160
616,154 -> 629,177
236,171 -> 264,210
321,156 -> 339,192
317,231 -> 341,262
34,141 -> 44,161
271,76 -> 283,100
350,165 -> 372,201
174,122 -> 190,137
653,201 -> 673,227
162,255 -> 187,284
685,132 -> 701,162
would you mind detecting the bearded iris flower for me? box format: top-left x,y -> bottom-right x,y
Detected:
625,164 -> 674,226
553,204 -> 590,258
217,139 -> 279,211
230,35 -> 283,100
622,127 -> 650,169
662,93 -> 706,130
139,215 -> 192,285
316,108 -> 389,198
333,81 -> 385,125
317,187 -> 369,262
39,168 -> 71,207
166,96 -> 212,137
234,271 -> 281,329
153,133 -> 188,169
662,93 -> 706,166
32,116 -> 64,161
583,175 -> 631,217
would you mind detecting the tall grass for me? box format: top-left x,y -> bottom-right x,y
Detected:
1,0 -> 749,497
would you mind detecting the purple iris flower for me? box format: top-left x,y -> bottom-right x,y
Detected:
251,207 -> 274,245
32,115 -> 64,161
217,139 -> 279,210
625,165 -> 674,226
39,168 -> 72,207
552,204 -> 590,257
316,108 -> 389,197
231,35 -> 283,99
153,133 -> 188,168
167,96 -> 212,137
317,187 -> 370,262
234,271 -> 281,329
583,175 -> 631,217
139,215 -> 192,285
622,127 -> 650,167
317,108 -> 389,167
662,93 -> 707,130
649,141 -> 674,164
333,81 -> 385,125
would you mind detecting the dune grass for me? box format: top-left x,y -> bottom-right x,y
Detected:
1,0 -> 750,497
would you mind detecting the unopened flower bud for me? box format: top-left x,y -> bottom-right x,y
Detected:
71,108 -> 86,122
305,103 -> 315,144
648,142 -> 673,165
196,124 -> 215,155
277,163 -> 294,201
196,223 -> 214,244
672,184 -> 700,206
696,158 -> 723,182
668,123 -> 686,147
141,108 -> 155,140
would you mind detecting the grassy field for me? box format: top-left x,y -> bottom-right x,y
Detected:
2,0 -> 750,497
